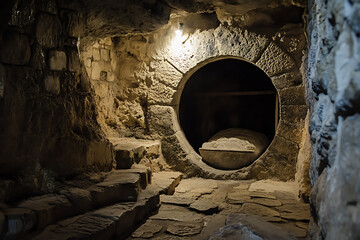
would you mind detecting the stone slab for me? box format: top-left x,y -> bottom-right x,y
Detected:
33,184 -> 160,240
189,200 -> 219,215
18,194 -> 75,229
276,204 -> 310,221
150,209 -> 204,222
89,172 -> 140,207
220,213 -> 296,240
167,222 -> 203,236
59,188 -> 92,213
109,138 -> 160,169
131,220 -> 163,238
241,203 -> 281,222
152,171 -> 182,195
160,195 -> 194,206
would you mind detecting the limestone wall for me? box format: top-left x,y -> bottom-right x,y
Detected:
81,15 -> 308,181
306,0 -> 360,238
0,0 -> 113,198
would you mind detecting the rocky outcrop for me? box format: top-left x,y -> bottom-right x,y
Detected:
306,0 -> 360,238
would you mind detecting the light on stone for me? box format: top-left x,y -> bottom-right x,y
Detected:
175,29 -> 182,38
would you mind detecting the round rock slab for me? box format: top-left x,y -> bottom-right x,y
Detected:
166,222 -> 203,236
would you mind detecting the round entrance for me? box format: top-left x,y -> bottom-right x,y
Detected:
179,59 -> 278,169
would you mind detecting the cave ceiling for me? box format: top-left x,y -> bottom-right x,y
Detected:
76,0 -> 306,45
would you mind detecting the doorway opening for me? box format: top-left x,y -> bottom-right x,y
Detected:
179,59 -> 278,166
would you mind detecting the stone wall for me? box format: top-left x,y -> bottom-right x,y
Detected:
306,0 -> 360,238
80,12 -> 309,181
0,0 -> 113,199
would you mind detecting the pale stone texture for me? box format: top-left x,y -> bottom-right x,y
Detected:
148,105 -> 180,137
256,42 -> 296,77
307,0 -> 360,238
48,50 -> 67,71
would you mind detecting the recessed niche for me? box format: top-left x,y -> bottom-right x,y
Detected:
179,59 -> 278,169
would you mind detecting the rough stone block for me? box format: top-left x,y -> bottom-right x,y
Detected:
48,50 -> 67,71
276,121 -> 304,144
214,27 -> 269,62
109,138 -> 160,169
279,85 -> 306,105
44,74 -> 60,95
256,42 -> 295,76
8,0 -> 36,27
36,13 -> 62,48
100,49 -> 110,62
271,72 -> 302,89
152,60 -> 183,88
114,165 -> 151,189
280,105 -> 308,124
148,80 -> 176,105
3,208 -> 36,236
0,31 -> 31,65
89,172 -> 140,207
67,49 -> 80,72
18,194 -> 75,229
92,48 -> 100,61
59,188 -> 92,213
269,136 -> 299,160
152,171 -> 183,195
148,105 -> 180,136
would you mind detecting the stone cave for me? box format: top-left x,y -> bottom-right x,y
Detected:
0,0 -> 359,239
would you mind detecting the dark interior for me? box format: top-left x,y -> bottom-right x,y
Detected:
179,59 -> 278,153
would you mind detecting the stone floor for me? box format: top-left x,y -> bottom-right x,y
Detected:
126,178 -> 310,240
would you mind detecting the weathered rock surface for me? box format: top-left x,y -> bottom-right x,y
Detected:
306,0 -> 360,237
189,200 -> 219,214
36,13 -> 62,48
160,195 -> 194,206
48,50 -> 67,71
131,221 -> 163,238
152,171 -> 182,195
241,203 -> 281,222
109,138 -> 160,169
0,31 -> 31,65
17,194 -> 75,229
211,213 -> 296,240
89,172 -> 140,207
167,222 -> 203,236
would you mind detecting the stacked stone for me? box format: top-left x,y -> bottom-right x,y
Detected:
306,0 -> 360,239
0,0 -> 113,194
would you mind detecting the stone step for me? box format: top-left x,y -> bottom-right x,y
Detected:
1,166 -> 152,239
108,137 -> 160,169
31,185 -> 161,240
151,171 -> 183,195
26,171 -> 183,239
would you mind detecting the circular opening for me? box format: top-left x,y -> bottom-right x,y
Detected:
179,59 -> 278,168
